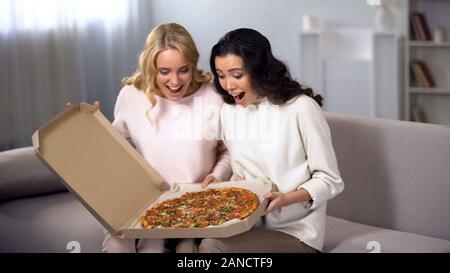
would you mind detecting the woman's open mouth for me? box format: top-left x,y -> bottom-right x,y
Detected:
232,92 -> 246,104
168,85 -> 183,94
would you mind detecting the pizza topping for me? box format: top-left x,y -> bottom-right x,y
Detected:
141,187 -> 259,229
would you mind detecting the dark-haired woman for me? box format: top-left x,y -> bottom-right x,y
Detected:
200,28 -> 344,253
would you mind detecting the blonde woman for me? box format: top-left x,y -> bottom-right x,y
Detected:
102,23 -> 231,253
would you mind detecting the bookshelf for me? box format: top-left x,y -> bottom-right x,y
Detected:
409,41 -> 450,48
405,0 -> 450,126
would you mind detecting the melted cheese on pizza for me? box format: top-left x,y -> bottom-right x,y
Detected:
141,187 -> 259,228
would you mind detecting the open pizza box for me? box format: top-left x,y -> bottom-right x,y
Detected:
31,102 -> 273,238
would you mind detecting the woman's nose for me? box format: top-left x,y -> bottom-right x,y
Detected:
169,73 -> 180,85
225,79 -> 235,91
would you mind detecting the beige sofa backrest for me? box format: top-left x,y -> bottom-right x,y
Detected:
0,147 -> 65,201
325,113 -> 450,241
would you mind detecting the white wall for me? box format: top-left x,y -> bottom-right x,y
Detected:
148,0 -> 407,82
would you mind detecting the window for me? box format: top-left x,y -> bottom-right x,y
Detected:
0,0 -> 129,33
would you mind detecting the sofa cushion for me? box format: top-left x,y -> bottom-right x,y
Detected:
0,147 -> 66,201
324,216 -> 450,253
325,113 -> 450,241
0,192 -> 104,253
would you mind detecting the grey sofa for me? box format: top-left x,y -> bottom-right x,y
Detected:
1,113 -> 450,253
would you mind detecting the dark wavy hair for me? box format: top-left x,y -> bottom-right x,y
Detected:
210,28 -> 323,106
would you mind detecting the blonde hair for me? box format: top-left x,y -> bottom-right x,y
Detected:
122,23 -> 211,107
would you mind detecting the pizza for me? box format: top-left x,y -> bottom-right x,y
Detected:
141,187 -> 259,228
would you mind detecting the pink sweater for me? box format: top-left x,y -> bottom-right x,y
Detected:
112,83 -> 231,185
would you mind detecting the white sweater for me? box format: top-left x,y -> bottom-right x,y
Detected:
220,95 -> 344,251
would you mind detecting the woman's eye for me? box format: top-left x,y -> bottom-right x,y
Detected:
179,67 -> 190,73
159,69 -> 170,75
233,74 -> 243,79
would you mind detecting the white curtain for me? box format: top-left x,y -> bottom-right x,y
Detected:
0,0 -> 153,150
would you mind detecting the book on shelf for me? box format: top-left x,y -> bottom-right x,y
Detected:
410,60 -> 435,88
409,19 -> 417,41
410,12 -> 431,41
410,105 -> 428,123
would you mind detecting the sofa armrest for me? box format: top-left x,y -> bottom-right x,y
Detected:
0,147 -> 66,201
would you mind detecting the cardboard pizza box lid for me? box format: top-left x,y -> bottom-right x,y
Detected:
32,103 -> 167,236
